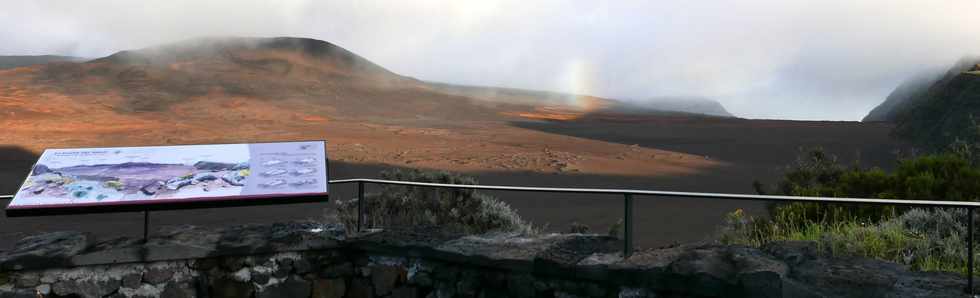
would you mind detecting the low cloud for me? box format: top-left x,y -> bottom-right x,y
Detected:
3,0 -> 980,120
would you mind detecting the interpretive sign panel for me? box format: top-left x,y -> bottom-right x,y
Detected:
5,141 -> 328,216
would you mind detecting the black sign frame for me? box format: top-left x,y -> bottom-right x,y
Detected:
4,140 -> 330,217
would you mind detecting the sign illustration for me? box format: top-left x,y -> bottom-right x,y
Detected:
7,141 -> 328,213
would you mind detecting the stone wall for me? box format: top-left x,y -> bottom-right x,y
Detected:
0,222 -> 974,298
0,250 -> 643,298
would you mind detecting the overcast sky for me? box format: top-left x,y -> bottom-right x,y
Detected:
3,1 -> 980,120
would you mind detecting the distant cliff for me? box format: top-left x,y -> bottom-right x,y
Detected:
863,57 -> 980,123
862,69 -> 943,122
639,97 -> 734,117
886,58 -> 980,149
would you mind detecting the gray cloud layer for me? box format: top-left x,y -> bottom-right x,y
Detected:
3,0 -> 980,120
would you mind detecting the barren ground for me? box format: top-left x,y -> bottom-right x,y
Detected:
0,40 -> 909,249
0,113 -> 904,250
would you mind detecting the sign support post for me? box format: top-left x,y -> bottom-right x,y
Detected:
143,211 -> 150,244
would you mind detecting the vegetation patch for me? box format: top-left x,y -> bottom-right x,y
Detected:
724,147 -> 980,274
332,169 -> 535,235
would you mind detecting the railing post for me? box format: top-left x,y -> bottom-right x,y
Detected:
969,207 -> 975,295
357,181 -> 365,232
624,193 -> 634,258
142,211 -> 149,244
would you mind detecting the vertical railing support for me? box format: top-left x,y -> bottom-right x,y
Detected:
357,181 -> 365,232
624,193 -> 634,259
142,211 -> 149,244
969,207 -> 975,295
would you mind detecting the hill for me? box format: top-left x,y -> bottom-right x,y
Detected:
636,97 -> 733,117
0,36 -> 908,250
863,57 -> 980,123
0,55 -> 86,69
890,60 -> 980,149
428,83 -> 735,118
0,36 -> 730,180
862,69 -> 943,122
4,37 -> 518,122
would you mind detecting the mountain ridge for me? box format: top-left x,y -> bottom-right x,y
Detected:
863,56 -> 980,123
887,59 -> 980,149
4,37 -> 739,122
0,55 -> 87,70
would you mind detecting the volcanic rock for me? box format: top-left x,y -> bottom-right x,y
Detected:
0,231 -> 90,271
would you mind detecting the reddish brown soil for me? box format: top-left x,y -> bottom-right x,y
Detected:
0,38 -> 909,250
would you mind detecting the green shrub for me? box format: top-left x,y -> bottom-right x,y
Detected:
719,207 -> 977,273
333,169 -> 534,235
759,148 -> 980,226
726,147 -> 980,275
607,218 -> 624,238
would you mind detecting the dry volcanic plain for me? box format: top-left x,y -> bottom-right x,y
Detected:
0,37 -> 907,250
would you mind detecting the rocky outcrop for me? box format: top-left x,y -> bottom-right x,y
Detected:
0,231 -> 90,271
0,224 -> 974,297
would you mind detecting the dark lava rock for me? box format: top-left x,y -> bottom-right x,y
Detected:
161,281 -> 196,298
51,278 -> 121,298
371,265 -> 406,295
213,222 -> 340,255
273,261 -> 293,279
256,276 -> 311,298
143,266 -> 175,284
209,276 -> 254,298
506,274 -> 536,297
408,271 -> 432,287
455,270 -> 479,297
1,231 -> 90,270
762,240 -> 819,266
728,246 -> 787,298
292,258 -> 312,274
121,272 -> 142,289
390,286 -> 419,298
189,258 -> 218,271
0,288 -> 36,298
352,226 -> 463,249
320,262 -> 354,278
252,267 -> 271,285
13,272 -> 39,288
666,246 -> 737,297
220,256 -> 247,271
790,256 -> 967,298
312,278 -> 347,298
536,234 -> 620,267
347,278 -> 374,298
617,288 -> 655,298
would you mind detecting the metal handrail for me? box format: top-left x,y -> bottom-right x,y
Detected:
2,178 -> 978,293
329,178 -> 978,294
329,178 -> 980,208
